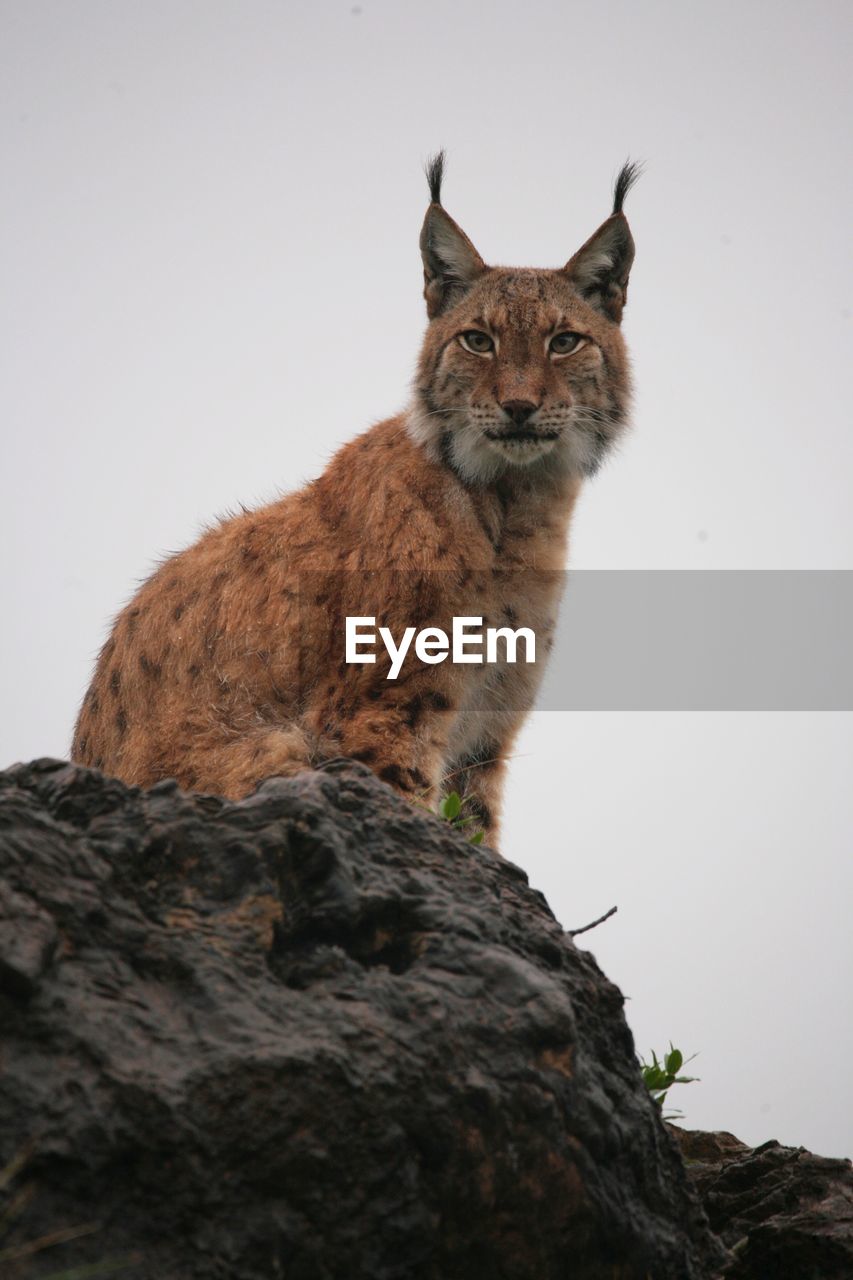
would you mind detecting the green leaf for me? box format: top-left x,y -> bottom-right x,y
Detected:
641,1043 -> 699,1119
469,830 -> 485,845
665,1047 -> 683,1075
440,792 -> 462,820
641,1062 -> 668,1090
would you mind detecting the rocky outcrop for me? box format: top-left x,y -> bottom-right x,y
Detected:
674,1126 -> 853,1279
0,757 -> 727,1279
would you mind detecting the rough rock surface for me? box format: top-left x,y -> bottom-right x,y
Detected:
0,758 -> 727,1279
673,1126 -> 853,1279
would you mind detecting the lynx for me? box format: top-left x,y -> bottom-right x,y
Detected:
72,154 -> 639,848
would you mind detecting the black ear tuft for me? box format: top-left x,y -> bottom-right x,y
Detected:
425,150 -> 446,206
612,159 -> 643,215
419,157 -> 486,320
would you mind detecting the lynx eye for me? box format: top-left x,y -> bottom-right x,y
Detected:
459,330 -> 495,355
549,332 -> 586,356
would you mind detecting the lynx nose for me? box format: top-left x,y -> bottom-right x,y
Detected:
501,400 -> 538,427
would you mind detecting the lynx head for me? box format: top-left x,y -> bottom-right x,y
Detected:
408,152 -> 640,485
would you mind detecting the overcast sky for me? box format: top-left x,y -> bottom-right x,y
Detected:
2,0 -> 851,1158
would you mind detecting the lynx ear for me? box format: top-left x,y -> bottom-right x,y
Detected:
420,151 -> 486,319
564,160 -> 641,323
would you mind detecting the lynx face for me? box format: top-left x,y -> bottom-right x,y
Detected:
409,155 -> 639,485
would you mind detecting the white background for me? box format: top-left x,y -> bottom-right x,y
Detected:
2,1 -> 851,1156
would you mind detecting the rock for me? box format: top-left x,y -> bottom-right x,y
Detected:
0,881 -> 57,1000
673,1126 -> 853,1278
0,758 -> 726,1279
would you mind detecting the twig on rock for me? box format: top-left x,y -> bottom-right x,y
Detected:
569,905 -> 617,938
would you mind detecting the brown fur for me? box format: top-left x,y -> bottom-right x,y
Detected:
72,157 -> 638,849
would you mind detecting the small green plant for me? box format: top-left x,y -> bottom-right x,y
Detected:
438,791 -> 485,844
639,1044 -> 699,1120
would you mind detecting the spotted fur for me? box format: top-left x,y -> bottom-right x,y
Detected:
71,157 -> 639,849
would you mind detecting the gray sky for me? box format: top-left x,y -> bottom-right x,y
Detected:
2,0 -> 852,1157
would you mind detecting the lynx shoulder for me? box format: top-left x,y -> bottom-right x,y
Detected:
72,155 -> 640,848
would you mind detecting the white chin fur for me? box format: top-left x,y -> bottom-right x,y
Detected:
486,435 -> 560,465
405,401 -> 611,485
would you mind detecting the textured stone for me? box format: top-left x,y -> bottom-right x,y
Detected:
674,1125 -> 853,1279
0,758 -> 725,1279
